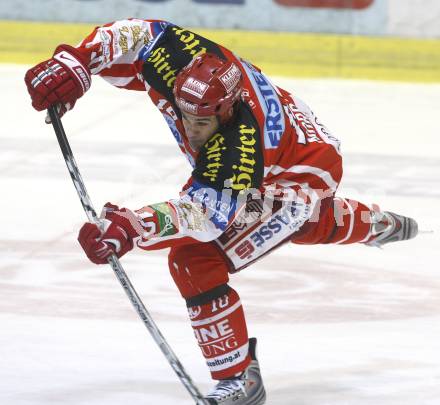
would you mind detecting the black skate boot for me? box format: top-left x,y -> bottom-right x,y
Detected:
366,210 -> 418,247
205,338 -> 266,405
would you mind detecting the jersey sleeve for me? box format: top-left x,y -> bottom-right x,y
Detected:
127,183 -> 242,251
75,18 -> 169,91
133,184 -> 238,250
263,93 -> 343,237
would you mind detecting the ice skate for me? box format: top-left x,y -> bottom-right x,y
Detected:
205,338 -> 266,405
366,211 -> 418,247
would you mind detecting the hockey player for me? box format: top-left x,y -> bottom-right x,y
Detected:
24,19 -> 418,404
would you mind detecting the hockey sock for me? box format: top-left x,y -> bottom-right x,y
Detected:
186,284 -> 251,380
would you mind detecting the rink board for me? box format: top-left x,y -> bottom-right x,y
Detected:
1,20 -> 440,82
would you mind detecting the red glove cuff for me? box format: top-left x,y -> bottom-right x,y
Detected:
53,44 -> 91,94
102,203 -> 144,240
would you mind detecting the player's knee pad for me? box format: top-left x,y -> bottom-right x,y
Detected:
186,284 -> 251,379
168,241 -> 231,298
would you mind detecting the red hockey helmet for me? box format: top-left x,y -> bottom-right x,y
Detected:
173,53 -> 243,124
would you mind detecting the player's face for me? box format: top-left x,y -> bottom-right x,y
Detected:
182,112 -> 219,151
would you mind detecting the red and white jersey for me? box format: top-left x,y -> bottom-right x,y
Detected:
75,18 -> 343,249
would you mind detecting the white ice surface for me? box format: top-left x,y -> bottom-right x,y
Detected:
1,64 -> 440,404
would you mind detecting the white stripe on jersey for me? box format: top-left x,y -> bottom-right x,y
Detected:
268,164 -> 339,192
100,75 -> 135,87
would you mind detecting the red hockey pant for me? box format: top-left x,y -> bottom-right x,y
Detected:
168,197 -> 373,379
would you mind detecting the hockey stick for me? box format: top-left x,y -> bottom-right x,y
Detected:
47,106 -> 208,405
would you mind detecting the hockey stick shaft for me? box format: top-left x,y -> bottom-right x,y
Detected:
48,106 -> 208,404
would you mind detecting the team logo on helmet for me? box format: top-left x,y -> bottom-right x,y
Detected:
181,77 -> 209,99
176,97 -> 198,115
220,64 -> 241,94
